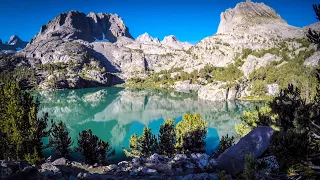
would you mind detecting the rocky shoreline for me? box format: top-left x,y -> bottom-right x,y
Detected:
1,127 -> 281,180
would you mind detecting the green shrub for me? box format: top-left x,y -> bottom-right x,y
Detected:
251,80 -> 267,96
241,48 -> 253,59
236,106 -> 278,137
242,153 -> 257,180
213,134 -> 235,158
269,130 -> 311,169
175,114 -> 207,154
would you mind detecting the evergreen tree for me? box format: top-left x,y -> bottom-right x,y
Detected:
139,127 -> 158,158
48,120 -> 73,158
268,84 -> 303,131
158,119 -> 176,157
123,133 -> 141,158
75,129 -> 115,165
307,4 -> 320,49
123,127 -> 158,158
0,81 -> 49,164
175,114 -> 207,154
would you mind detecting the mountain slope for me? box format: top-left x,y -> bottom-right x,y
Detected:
1,1 -> 319,101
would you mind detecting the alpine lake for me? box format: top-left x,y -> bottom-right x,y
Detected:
35,87 -> 263,163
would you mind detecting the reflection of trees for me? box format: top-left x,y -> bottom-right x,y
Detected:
37,87 -> 264,154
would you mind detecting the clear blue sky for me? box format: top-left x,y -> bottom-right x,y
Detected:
0,0 -> 318,44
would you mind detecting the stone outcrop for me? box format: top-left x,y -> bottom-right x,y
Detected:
197,82 -> 243,101
29,10 -> 132,44
217,1 -> 287,34
1,1 -> 319,95
217,126 -> 274,175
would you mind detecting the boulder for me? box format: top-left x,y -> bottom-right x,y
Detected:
174,154 -> 188,161
52,157 -> 67,166
174,80 -> 202,93
41,163 -> 61,176
141,167 -> 158,176
19,160 -> 29,171
198,81 -> 241,101
217,126 -> 274,175
266,84 -> 279,96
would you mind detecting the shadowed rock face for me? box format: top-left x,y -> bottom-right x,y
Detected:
30,10 -> 132,44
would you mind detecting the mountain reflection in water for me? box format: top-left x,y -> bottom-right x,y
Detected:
36,87 -> 263,162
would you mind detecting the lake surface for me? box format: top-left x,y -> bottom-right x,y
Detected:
36,87 -> 262,163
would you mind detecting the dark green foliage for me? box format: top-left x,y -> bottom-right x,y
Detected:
241,48 -> 253,59
0,81 -> 49,163
158,119 -> 176,157
269,84 -> 303,131
307,4 -> 320,49
242,153 -> 257,180
251,80 -> 266,96
239,82 -> 320,172
48,120 -> 72,158
175,114 -> 207,154
269,130 -> 312,169
213,134 -> 235,158
217,171 -> 228,180
140,127 -> 159,157
123,127 -> 158,158
75,129 -> 115,165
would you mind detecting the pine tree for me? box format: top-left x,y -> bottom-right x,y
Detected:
158,119 -> 176,157
123,127 -> 158,158
140,127 -> 158,158
123,133 -> 141,158
175,114 -> 207,154
75,129 -> 115,165
268,84 -> 303,131
48,120 -> 73,158
0,81 -> 49,163
307,4 -> 320,49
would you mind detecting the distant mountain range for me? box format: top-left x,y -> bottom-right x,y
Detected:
0,35 -> 28,54
0,1 -> 319,101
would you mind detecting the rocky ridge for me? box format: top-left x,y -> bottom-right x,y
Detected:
1,1 -> 319,100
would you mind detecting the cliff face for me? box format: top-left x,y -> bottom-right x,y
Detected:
217,2 -> 286,34
1,2 -> 319,97
30,10 -> 132,44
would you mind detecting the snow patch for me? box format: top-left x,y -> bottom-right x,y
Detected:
93,33 -> 110,43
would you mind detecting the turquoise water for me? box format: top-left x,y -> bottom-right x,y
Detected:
36,87 -> 262,163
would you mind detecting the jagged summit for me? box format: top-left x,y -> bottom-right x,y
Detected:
136,33 -> 160,44
217,1 -> 287,34
0,35 -> 28,52
29,10 -> 133,44
7,35 -> 28,48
